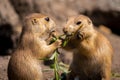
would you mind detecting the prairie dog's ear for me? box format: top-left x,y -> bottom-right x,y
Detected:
87,18 -> 92,25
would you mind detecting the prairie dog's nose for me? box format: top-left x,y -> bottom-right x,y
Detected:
63,28 -> 72,36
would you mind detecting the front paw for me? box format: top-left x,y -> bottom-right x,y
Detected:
50,31 -> 58,38
76,31 -> 85,40
77,33 -> 83,40
54,40 -> 62,47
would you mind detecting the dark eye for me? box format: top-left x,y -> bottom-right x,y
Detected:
76,21 -> 81,25
45,17 -> 50,22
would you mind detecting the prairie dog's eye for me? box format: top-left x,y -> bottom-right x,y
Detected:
45,17 -> 50,22
76,21 -> 81,25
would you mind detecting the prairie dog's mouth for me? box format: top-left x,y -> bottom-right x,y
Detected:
67,32 -> 74,37
64,31 -> 74,37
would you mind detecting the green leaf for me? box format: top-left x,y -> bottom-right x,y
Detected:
60,66 -> 71,74
49,52 -> 56,60
42,34 -> 71,80
49,37 -> 57,44
50,64 -> 55,69
62,40 -> 68,47
112,72 -> 120,78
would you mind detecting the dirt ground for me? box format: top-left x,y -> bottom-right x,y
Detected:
0,28 -> 120,80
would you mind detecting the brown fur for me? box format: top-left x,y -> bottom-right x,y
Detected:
63,15 -> 113,80
7,13 -> 61,80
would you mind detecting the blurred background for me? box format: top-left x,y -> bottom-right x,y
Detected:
0,0 -> 120,80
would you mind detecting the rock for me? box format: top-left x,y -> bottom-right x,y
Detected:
0,0 -> 21,54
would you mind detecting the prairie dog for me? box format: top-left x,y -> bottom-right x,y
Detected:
7,13 -> 61,80
63,15 -> 113,80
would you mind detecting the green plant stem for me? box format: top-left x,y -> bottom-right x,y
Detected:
112,72 -> 120,78
49,34 -> 70,80
53,50 -> 60,80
